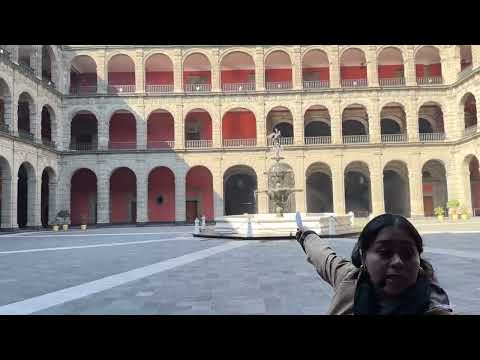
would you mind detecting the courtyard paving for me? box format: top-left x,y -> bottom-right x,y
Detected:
0,223 -> 479,315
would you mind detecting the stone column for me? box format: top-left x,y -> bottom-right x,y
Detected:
441,46 -> 457,84
56,161 -> 69,223
98,111 -> 109,150
404,46 -> 416,86
174,103 -> 184,149
97,161 -> 110,224
136,104 -> 146,150
472,45 -> 480,69
408,153 -> 424,218
1,175 -> 16,228
293,98 -> 304,145
442,97 -> 455,141
96,51 -> 107,94
330,99 -> 342,145
256,99 -> 266,147
406,95 -> 419,142
329,46 -> 340,88
48,180 -> 57,225
255,47 -> 265,91
173,49 -> 183,93
135,49 -> 145,93
367,46 -> 378,87
331,155 -> 346,215
33,45 -> 42,78
33,102 -> 42,143
211,49 -> 220,93
10,99 -> 18,137
135,160 -> 148,224
10,46 -> 18,64
257,157 -> 269,214
212,160 -> 224,218
27,176 -> 41,227
370,153 -> 385,216
369,98 -> 381,143
175,164 -> 187,223
292,46 -> 302,90
212,98 -> 222,148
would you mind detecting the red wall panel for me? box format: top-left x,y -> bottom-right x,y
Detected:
378,64 -> 404,78
147,112 -> 174,141
145,71 -> 174,85
340,66 -> 367,79
302,67 -> 330,80
108,72 -> 135,85
70,169 -> 97,225
222,112 -> 256,139
110,168 -> 136,223
148,167 -> 175,222
185,112 -> 212,140
183,71 -> 211,85
415,63 -> 442,77
265,68 -> 292,82
70,73 -> 97,87
186,167 -> 213,221
109,113 -> 136,147
221,70 -> 255,84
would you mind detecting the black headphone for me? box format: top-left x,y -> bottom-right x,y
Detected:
351,240 -> 363,268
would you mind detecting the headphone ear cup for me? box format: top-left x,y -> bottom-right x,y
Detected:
351,242 -> 362,268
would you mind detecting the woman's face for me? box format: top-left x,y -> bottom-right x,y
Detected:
363,226 -> 421,297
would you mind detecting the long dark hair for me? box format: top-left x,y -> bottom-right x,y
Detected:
351,214 -> 436,282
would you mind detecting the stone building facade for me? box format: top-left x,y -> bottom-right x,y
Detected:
0,45 -> 479,229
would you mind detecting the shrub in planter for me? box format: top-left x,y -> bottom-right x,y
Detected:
460,207 -> 469,220
57,210 -> 70,231
80,214 -> 88,230
434,207 -> 445,221
52,218 -> 60,232
446,200 -> 460,220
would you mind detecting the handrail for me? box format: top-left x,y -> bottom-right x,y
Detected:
341,78 -> 368,87
381,133 -> 407,143
185,140 -> 212,148
223,138 -> 257,147
145,84 -> 174,93
147,140 -> 175,149
464,125 -> 478,137
185,83 -> 211,92
419,132 -> 446,141
266,137 -> 293,146
107,84 -> 136,94
70,85 -> 98,95
108,141 -> 137,149
416,76 -> 443,85
343,135 -> 369,144
304,136 -> 332,145
222,82 -> 255,92
303,80 -> 330,89
378,77 -> 405,86
266,81 -> 292,90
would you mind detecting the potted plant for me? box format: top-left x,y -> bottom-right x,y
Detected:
80,214 -> 88,231
433,207 -> 445,221
57,210 -> 70,231
52,217 -> 60,232
460,207 -> 469,220
446,200 -> 460,220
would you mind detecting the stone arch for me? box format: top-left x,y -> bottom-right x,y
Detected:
144,52 -> 174,92
147,108 -> 175,149
186,166 -> 214,222
70,54 -> 98,94
183,52 -> 212,91
460,92 -> 477,130
342,104 -> 369,136
17,161 -> 36,228
110,167 -> 137,224
222,107 -> 257,145
302,49 -> 330,85
148,166 -> 175,222
422,159 -> 448,216
306,162 -> 333,213
304,105 -> 331,138
383,160 -> 411,217
0,156 -> 12,228
0,77 -> 12,129
223,165 -> 258,215
40,104 -> 56,146
344,161 -> 371,217
106,53 -> 136,93
266,106 -> 294,140
70,110 -> 99,150
17,91 -> 36,137
109,109 -> 137,149
220,50 -> 256,91
184,108 -> 213,146
464,155 -> 480,216
377,46 -> 405,81
41,45 -> 59,85
380,102 -> 407,135
414,46 -> 442,80
264,49 -> 293,88
70,168 -> 97,225
40,166 -> 56,227
418,101 -> 444,133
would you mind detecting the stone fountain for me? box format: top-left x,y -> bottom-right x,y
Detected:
194,130 -> 358,239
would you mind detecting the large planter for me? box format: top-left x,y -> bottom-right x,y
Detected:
437,215 -> 444,221
80,224 -> 87,230
52,225 -> 59,232
461,214 -> 468,220
62,224 -> 69,231
451,214 -> 459,221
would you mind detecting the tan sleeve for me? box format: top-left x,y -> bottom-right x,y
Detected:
303,233 -> 356,288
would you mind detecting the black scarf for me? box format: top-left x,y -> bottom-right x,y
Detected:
353,270 -> 431,315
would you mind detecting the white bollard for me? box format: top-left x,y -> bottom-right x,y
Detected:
328,216 -> 337,236
246,215 -> 253,238
201,215 -> 206,230
194,218 -> 200,234
348,211 -> 355,227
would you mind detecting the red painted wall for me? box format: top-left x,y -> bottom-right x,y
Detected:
70,169 -> 97,225
340,66 -> 367,79
378,64 -> 404,78
222,112 -> 256,139
422,183 -> 433,194
183,71 -> 211,85
185,112 -> 212,140
108,72 -> 135,85
186,166 -> 214,221
302,67 -> 330,80
110,168 -> 136,223
265,69 -> 292,82
70,73 -> 97,87
473,182 -> 480,208
148,167 -> 175,222
221,70 -> 255,84
147,112 -> 174,142
415,63 -> 442,77
109,113 -> 136,149
145,71 -> 173,85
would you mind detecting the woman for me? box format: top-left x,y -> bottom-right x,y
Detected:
296,213 -> 452,315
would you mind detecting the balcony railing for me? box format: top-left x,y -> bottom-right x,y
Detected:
266,81 -> 292,90
42,138 -> 55,148
18,129 -> 34,141
381,133 -> 407,143
42,79 -> 56,89
185,140 -> 212,148
0,122 -> 10,134
223,138 -> 257,147
458,65 -> 473,80
303,80 -> 330,89
379,77 -> 405,87
145,84 -> 174,93
266,137 -> 293,146
474,208 -> 480,217
304,136 -> 332,145
419,132 -> 446,142
70,85 -> 98,95
341,79 -> 368,88
108,141 -> 137,150
70,143 -> 97,151
18,62 -> 35,76
464,125 -> 478,137
343,135 -> 369,144
147,140 -> 175,149
416,76 -> 443,85
222,82 -> 255,92
0,47 -> 11,61
185,83 -> 211,92
107,84 -> 136,94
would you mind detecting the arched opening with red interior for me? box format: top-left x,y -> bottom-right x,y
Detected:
41,167 -> 56,228
461,92 -> 477,134
422,160 -> 448,217
220,51 -> 255,92
383,161 -> 411,217
41,45 -> 57,86
266,106 -> 294,145
0,156 -> 12,228
380,102 -> 407,142
107,54 -> 136,93
0,77 -> 11,131
41,105 -> 55,147
377,47 -> 405,86
418,102 -> 444,140
17,162 -> 36,228
70,168 -> 97,225
148,166 -> 175,222
340,48 -> 367,87
342,104 -> 369,143
185,166 -> 213,223
223,165 -> 258,215
460,45 -> 473,71
415,46 -> 442,84
18,45 -> 34,70
109,110 -> 136,149
222,108 -> 257,147
70,111 -> 98,150
306,162 -> 333,213
302,49 -> 329,89
304,105 -> 331,144
147,109 -> 174,149
184,109 -> 212,148
466,155 -> 480,216
70,55 -> 97,95
265,50 -> 292,90
183,53 -> 211,92
17,92 -> 35,140
344,161 -> 371,217
145,53 -> 174,93
110,167 -> 137,224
